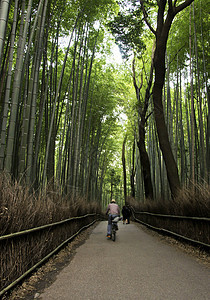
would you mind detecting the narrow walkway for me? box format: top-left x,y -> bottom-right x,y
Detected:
40,221 -> 209,300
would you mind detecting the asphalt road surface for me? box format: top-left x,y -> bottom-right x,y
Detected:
40,221 -> 210,300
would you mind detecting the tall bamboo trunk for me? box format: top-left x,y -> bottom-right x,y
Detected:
42,17 -> 78,187
199,2 -> 210,183
0,0 -> 10,64
179,73 -> 187,184
189,5 -> 195,185
130,139 -> 135,198
0,0 -> 18,171
4,0 -> 33,174
72,25 -> 87,197
122,136 -> 127,203
193,2 -> 206,181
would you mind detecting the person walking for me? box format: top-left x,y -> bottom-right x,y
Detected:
122,205 -> 131,224
105,199 -> 120,239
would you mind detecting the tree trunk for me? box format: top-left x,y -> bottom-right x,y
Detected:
199,2 -> 210,183
132,56 -> 154,200
130,139 -> 135,198
193,2 -> 206,181
189,4 -> 195,184
4,0 -> 33,173
153,53 -> 180,196
0,0 -> 18,171
137,124 -> 153,199
152,5 -> 179,197
0,0 -> 10,65
179,73 -> 186,184
140,0 -> 194,197
42,17 -> 78,187
122,136 -> 127,203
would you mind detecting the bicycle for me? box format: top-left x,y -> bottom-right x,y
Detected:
110,216 -> 122,241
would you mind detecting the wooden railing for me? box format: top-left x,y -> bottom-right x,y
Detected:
0,213 -> 101,297
131,208 -> 210,249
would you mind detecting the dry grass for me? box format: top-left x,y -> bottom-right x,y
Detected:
127,183 -> 210,246
0,173 -> 102,293
128,183 -> 210,217
0,173 -> 101,236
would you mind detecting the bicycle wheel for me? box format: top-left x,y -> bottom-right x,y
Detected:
112,228 -> 116,241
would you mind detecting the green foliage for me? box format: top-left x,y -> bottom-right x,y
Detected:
1,0 -> 209,202
108,0 -> 146,59
167,0 -> 210,76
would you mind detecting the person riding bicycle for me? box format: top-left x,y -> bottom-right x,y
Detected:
105,199 -> 120,239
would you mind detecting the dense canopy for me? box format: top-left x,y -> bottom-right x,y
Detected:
0,0 -> 209,206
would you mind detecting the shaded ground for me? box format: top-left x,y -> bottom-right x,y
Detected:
4,221 -> 210,300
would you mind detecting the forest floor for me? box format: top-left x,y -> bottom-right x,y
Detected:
4,221 -> 210,300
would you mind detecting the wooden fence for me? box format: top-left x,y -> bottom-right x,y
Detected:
132,208 -> 210,248
0,213 -> 100,297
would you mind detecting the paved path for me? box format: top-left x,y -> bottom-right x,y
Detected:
40,221 -> 210,300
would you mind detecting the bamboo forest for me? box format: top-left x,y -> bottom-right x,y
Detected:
0,0 -> 209,218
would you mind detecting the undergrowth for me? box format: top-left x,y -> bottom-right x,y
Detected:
127,183 -> 210,245
127,182 -> 210,217
0,173 -> 101,236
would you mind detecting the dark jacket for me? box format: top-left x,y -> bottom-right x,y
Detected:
122,206 -> 131,218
